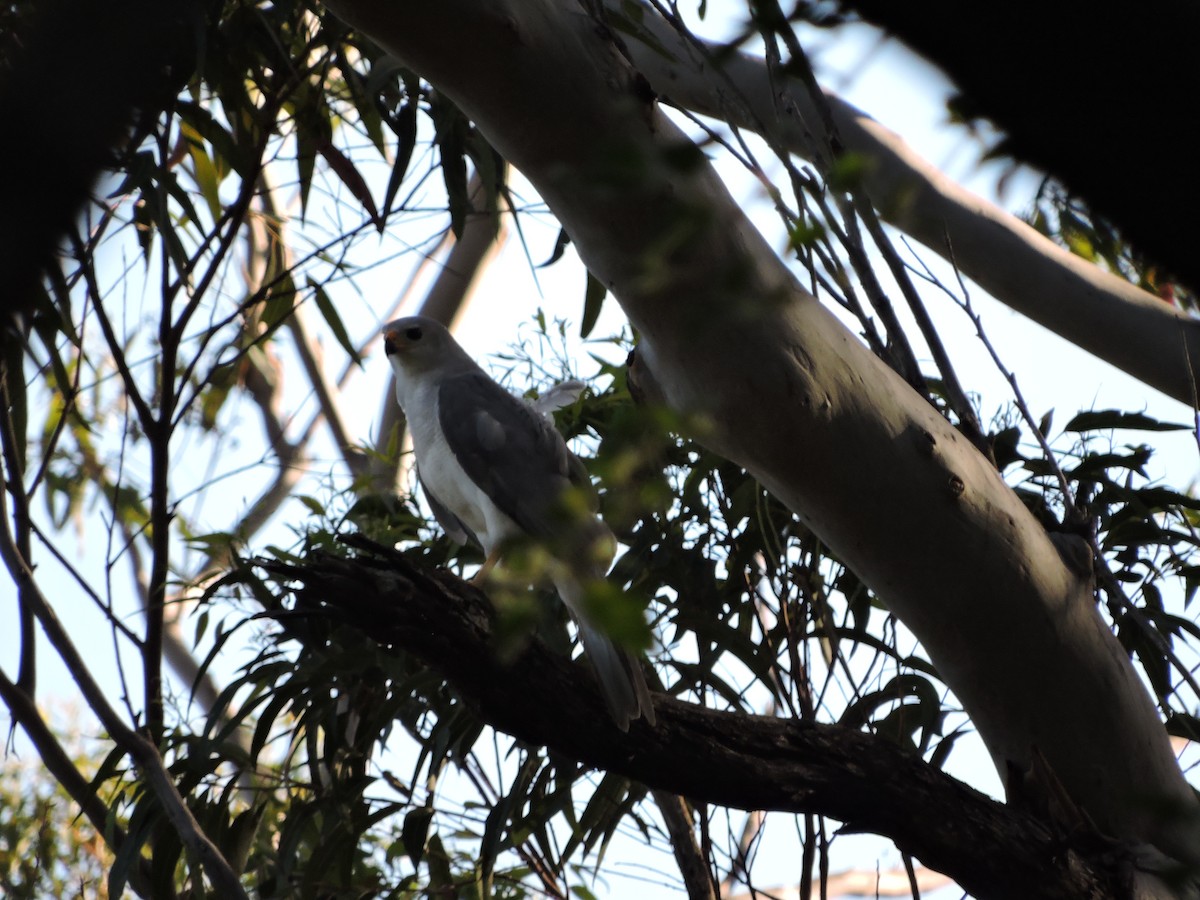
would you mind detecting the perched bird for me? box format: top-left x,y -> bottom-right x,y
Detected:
382,316 -> 656,730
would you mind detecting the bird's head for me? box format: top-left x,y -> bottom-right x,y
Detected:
382,316 -> 469,376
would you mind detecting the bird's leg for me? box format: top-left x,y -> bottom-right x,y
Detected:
471,549 -> 503,585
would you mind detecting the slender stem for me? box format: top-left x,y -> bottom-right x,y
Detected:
28,520 -> 144,647
853,196 -> 986,447
77,250 -> 154,427
944,237 -> 1074,505
0,366 -> 36,694
653,790 -> 716,900
144,119 -> 189,745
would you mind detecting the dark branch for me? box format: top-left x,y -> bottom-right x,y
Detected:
265,536 -> 1136,900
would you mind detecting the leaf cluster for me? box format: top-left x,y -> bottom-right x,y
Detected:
995,406 -> 1200,726
1027,180 -> 1197,311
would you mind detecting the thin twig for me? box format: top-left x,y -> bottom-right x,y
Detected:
852,197 -> 986,447
28,520 -> 144,647
941,236 -> 1074,506
941,237 -> 1200,707
0,365 -> 36,695
753,2 -> 930,392
653,790 -> 717,900
75,241 -> 154,428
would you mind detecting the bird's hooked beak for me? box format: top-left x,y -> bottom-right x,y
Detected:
382,321 -> 429,359
382,328 -> 401,357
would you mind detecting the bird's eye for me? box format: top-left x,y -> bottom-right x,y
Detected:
405,326 -> 423,341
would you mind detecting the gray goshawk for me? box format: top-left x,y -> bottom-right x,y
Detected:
383,316 -> 655,730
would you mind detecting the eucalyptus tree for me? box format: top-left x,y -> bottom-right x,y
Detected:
2,2 -> 1199,898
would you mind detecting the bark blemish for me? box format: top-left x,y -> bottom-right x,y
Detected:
918,429 -> 937,456
947,474 -> 965,498
785,341 -> 814,376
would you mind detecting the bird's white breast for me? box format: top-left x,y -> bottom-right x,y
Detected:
398,374 -> 519,554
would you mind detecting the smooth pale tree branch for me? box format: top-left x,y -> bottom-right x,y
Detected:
267,541 -> 1131,900
287,305 -> 368,477
612,1 -> 1200,406
320,0 -> 1200,879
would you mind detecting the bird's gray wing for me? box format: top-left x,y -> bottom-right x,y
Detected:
416,465 -> 479,547
436,371 -> 581,544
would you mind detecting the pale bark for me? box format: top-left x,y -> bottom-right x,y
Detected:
613,3 -> 1200,406
322,0 -> 1200,880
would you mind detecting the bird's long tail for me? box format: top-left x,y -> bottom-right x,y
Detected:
556,576 -> 656,731
576,621 -> 657,731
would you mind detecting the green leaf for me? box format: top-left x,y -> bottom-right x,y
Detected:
1064,409 -> 1190,432
540,228 -> 572,268
107,790 -> 156,898
297,494 -> 326,517
186,531 -> 236,555
426,833 -> 454,891
402,806 -> 434,869
178,98 -> 247,176
828,151 -> 871,191
308,277 -> 362,366
840,673 -> 943,752
318,139 -> 383,232
573,772 -> 635,859
261,272 -> 297,331
382,78 -> 421,221
132,190 -> 156,265
179,120 -> 223,223
199,361 -> 238,430
291,81 -> 331,220
431,94 -> 469,237
581,272 -> 607,339
382,111 -> 417,217
150,815 -> 183,898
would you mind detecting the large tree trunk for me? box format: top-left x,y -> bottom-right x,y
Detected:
323,0 -> 1200,881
